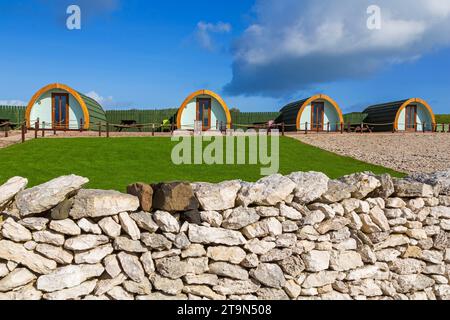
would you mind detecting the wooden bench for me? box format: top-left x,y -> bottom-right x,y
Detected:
114,120 -> 144,132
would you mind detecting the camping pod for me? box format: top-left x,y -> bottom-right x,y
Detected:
363,98 -> 436,132
277,94 -> 344,131
176,90 -> 231,131
26,83 -> 107,130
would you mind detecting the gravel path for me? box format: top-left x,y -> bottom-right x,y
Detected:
291,133 -> 450,174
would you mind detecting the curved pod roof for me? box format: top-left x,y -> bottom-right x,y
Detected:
279,94 -> 344,130
363,98 -> 435,131
176,89 -> 232,129
26,83 -> 106,129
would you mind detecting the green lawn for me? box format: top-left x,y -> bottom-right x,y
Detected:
0,137 -> 403,191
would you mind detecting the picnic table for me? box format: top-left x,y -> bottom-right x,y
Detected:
114,120 -> 144,132
0,119 -> 14,131
353,124 -> 373,133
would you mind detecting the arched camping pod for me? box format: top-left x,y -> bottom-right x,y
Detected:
176,90 -> 232,131
277,94 -> 344,131
26,83 -> 107,130
363,98 -> 436,132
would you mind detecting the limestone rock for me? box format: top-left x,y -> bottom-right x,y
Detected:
152,182 -> 198,212
237,175 -> 295,207
188,225 -> 246,246
394,274 -> 435,294
394,179 -> 434,198
200,211 -> 223,227
279,255 -> 305,277
316,217 -> 350,235
140,252 -> 155,275
279,204 -> 302,220
330,251 -> 364,271
302,271 -> 339,289
35,244 -> 74,265
104,255 -> 122,278
207,246 -> 246,264
69,189 -> 139,219
222,206 -> 260,230
340,173 -> 381,199
150,274 -> 184,296
369,206 -> 390,232
49,219 -> 81,236
64,235 -> 109,251
153,210 -> 180,233
408,170 -> 450,196
260,248 -> 292,262
107,286 -> 134,300
74,244 -> 114,264
0,240 -> 56,274
18,218 -> 49,231
43,280 -> 97,300
193,180 -> 241,211
213,279 -> 260,296
287,172 -> 329,204
302,250 -> 330,272
0,177 -> 28,208
250,263 -> 286,289
257,288 -> 289,300
242,218 -> 282,239
129,212 -> 159,233
1,218 -> 32,242
33,231 -> 65,246
117,252 -> 145,282
140,233 -> 172,251
98,217 -> 122,238
209,262 -> 249,280
119,212 -> 140,240
181,244 -> 206,258
123,278 -> 152,295
16,175 -> 88,216
77,218 -> 102,235
155,256 -> 188,279
0,268 -> 36,292
95,273 -> 127,296
37,264 -> 104,292
183,285 -> 225,300
127,183 -> 153,212
321,180 -> 355,203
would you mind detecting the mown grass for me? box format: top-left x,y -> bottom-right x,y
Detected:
0,137 -> 403,191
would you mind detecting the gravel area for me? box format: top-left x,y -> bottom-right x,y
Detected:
291,133 -> 450,174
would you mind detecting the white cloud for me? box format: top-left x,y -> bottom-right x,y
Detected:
0,100 -> 27,106
225,0 -> 450,96
195,21 -> 232,51
85,91 -> 115,107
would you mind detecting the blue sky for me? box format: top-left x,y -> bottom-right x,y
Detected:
0,0 -> 449,114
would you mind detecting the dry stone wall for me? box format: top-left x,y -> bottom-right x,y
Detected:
0,170 -> 449,300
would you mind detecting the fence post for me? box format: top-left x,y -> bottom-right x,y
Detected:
361,123 -> 364,134
80,118 -> 83,133
4,124 -> 8,138
34,121 -> 39,139
152,124 -> 155,137
21,123 -> 25,143
282,123 -> 285,137
171,123 -> 174,135
347,122 -> 351,133
98,122 -> 102,137
340,122 -> 344,134
305,122 -> 308,135
42,121 -> 45,137
106,122 -> 110,138
422,122 -> 425,134
327,122 -> 330,133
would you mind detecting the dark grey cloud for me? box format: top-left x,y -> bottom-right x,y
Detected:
224,0 -> 450,97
